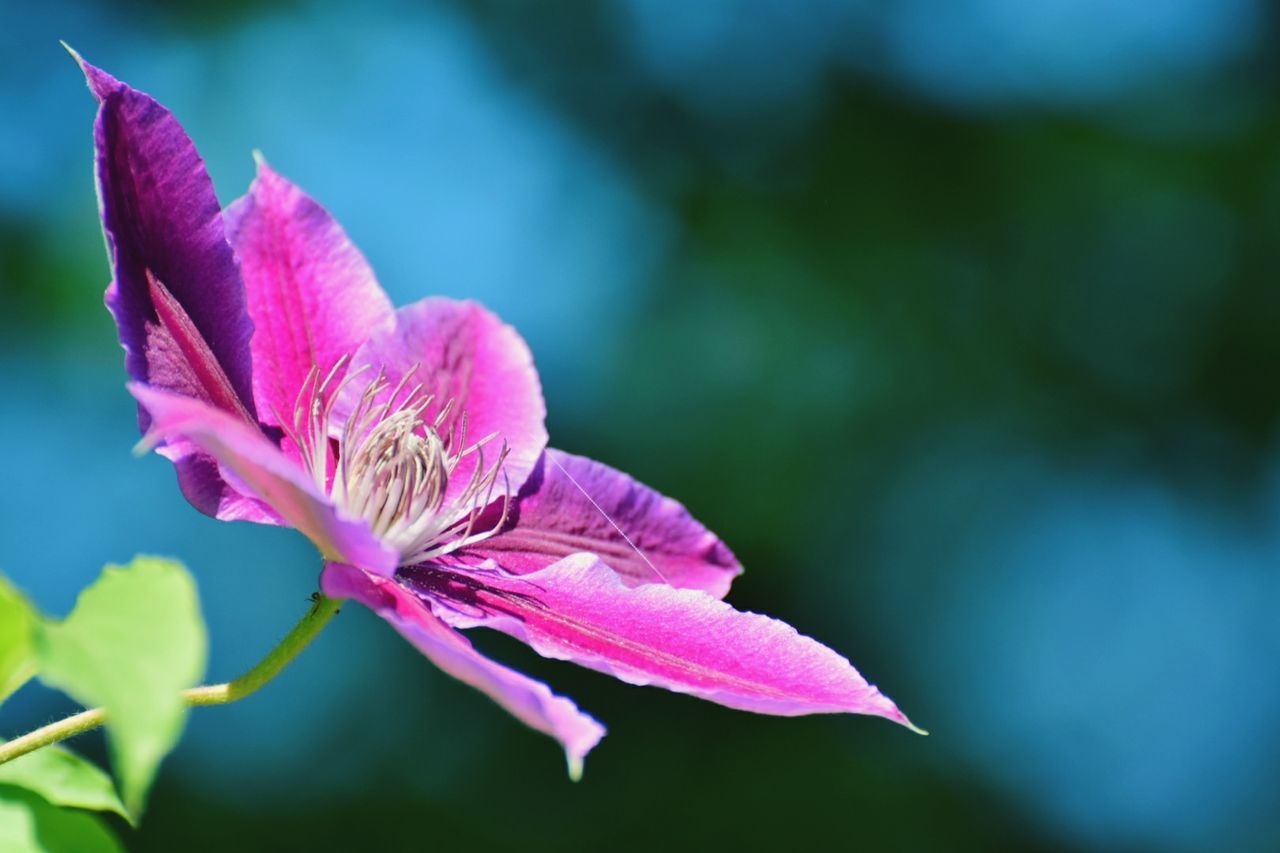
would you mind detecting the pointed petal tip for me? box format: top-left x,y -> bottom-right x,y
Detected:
880,699 -> 927,735
128,387 -> 162,457
244,153 -> 294,197
59,40 -> 82,65
250,152 -> 299,193
64,46 -> 119,101
896,713 -> 928,736
251,149 -> 271,172
247,153 -> 291,197
564,723 -> 604,782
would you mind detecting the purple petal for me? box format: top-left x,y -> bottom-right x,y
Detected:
131,384 -> 398,575
166,451 -> 281,525
322,562 -> 605,778
405,555 -> 919,727
465,449 -> 741,597
224,159 -> 394,435
338,298 -> 548,501
73,53 -> 255,419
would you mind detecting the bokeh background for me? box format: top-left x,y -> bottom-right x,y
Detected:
3,1 -> 1279,850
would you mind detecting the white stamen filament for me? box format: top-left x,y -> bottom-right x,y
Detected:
277,359 -> 510,564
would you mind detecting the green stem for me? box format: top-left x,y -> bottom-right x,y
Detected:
184,594 -> 341,706
0,594 -> 342,767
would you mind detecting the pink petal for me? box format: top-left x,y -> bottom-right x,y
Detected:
407,555 -> 919,727
224,159 -> 394,437
338,298 -> 548,501
131,384 -> 397,575
321,562 -> 605,778
464,449 -> 741,597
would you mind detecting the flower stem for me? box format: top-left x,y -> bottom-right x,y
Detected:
0,593 -> 343,766
184,593 -> 342,707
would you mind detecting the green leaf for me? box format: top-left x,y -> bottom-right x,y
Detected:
0,745 -> 127,822
0,786 -> 122,853
34,556 -> 207,818
0,575 -> 37,703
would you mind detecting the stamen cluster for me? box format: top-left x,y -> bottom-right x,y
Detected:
278,356 -> 510,565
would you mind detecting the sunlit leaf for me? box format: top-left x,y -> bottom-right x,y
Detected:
0,744 -> 127,822
34,556 -> 207,818
0,575 -> 37,703
0,786 -> 121,853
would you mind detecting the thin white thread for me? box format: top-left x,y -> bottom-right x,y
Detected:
546,453 -> 670,585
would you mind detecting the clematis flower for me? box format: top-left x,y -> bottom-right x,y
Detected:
74,52 -> 919,776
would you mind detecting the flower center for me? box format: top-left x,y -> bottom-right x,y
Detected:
343,411 -> 448,538
281,357 -> 510,565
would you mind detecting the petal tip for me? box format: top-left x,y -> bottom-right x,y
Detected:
66,47 -> 119,102
882,702 -> 927,735
251,152 -> 293,191
60,40 -> 82,65
563,719 -> 605,782
126,384 -> 160,456
247,153 -> 291,200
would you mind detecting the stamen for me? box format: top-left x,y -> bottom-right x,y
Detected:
287,362 -> 511,564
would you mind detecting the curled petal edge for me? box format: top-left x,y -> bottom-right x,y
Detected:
130,383 -> 398,576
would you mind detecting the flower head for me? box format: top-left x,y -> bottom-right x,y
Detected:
74,51 -> 919,776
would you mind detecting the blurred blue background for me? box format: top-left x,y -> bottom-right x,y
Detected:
2,1 -> 1278,850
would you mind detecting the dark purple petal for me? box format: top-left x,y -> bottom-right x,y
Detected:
74,52 -> 255,418
322,562 -> 605,777
163,446 -> 283,524
224,159 -> 394,436
405,555 -> 920,728
463,449 -> 741,597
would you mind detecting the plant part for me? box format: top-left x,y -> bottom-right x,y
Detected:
75,51 -> 919,776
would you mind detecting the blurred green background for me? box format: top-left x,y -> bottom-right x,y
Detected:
3,1 -> 1279,850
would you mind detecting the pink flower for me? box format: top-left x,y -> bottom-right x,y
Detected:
75,53 -> 918,776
